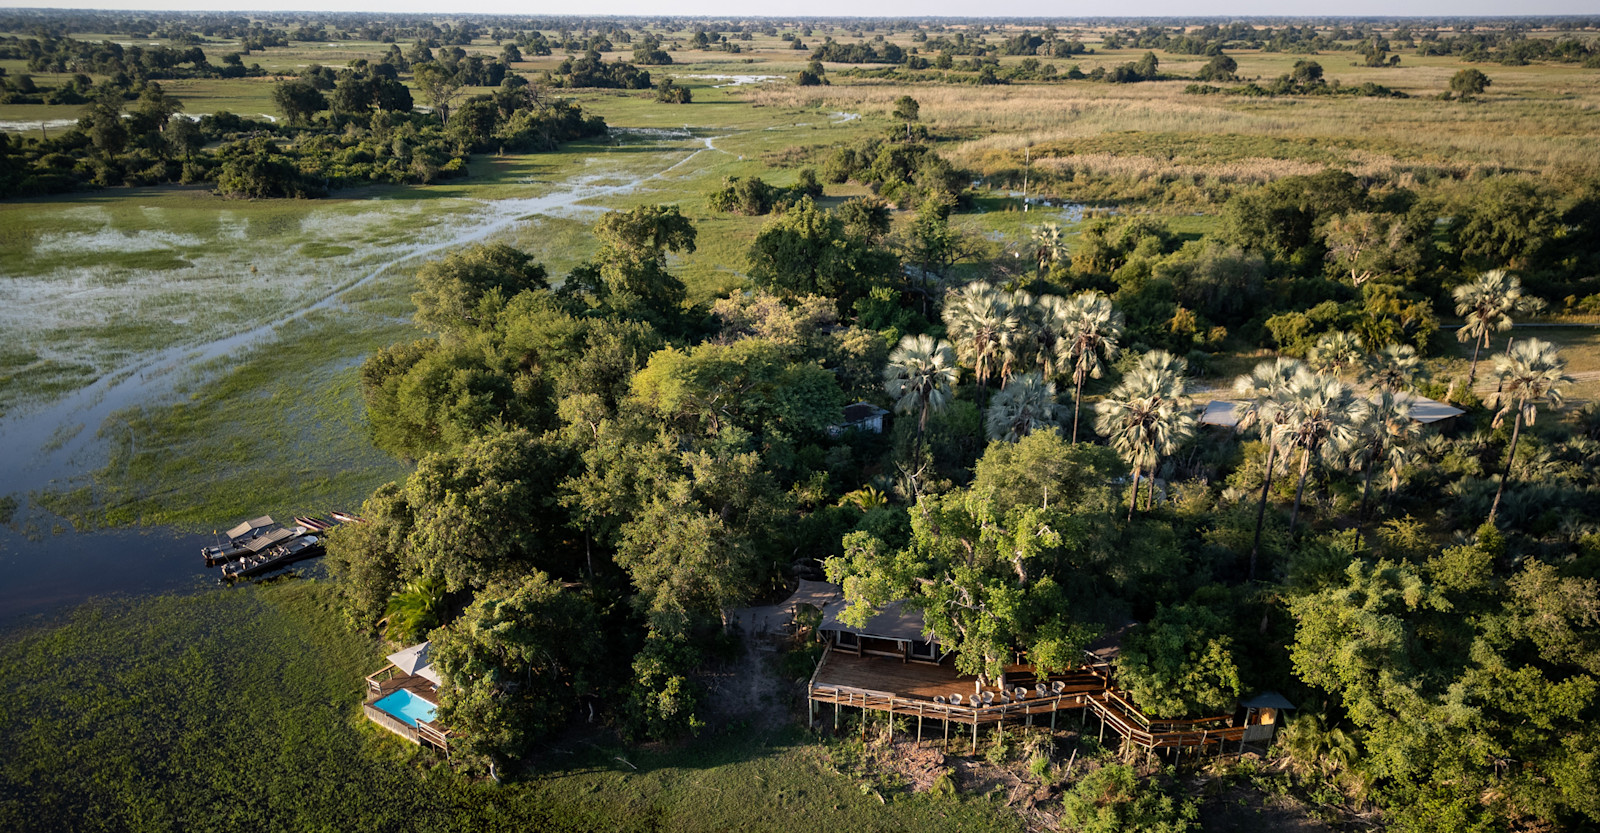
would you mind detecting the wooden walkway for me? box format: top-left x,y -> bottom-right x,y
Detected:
807,644 -> 1249,754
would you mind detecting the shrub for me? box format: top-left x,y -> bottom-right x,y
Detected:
1061,765 -> 1199,833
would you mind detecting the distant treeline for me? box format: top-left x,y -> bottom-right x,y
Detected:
0,65 -> 605,199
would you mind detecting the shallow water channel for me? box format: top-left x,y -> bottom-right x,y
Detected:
0,131 -> 717,623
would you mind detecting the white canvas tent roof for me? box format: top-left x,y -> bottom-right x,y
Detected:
1390,392 -> 1465,424
388,641 -> 440,685
1200,400 -> 1243,428
1202,392 -> 1464,429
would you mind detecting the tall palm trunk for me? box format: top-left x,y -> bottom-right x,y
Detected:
1072,374 -> 1086,443
1493,337 -> 1515,398
1249,442 -> 1277,581
1146,469 -> 1156,510
1488,403 -> 1525,525
1467,335 -> 1485,386
1289,446 -> 1314,532
1127,466 -> 1141,520
1358,457 -> 1378,530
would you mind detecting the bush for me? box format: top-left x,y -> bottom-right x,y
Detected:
1061,765 -> 1199,833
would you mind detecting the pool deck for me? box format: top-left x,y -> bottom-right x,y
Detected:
363,668 -> 449,750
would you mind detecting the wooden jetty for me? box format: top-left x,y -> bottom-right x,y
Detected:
201,515 -> 278,566
204,511 -> 355,576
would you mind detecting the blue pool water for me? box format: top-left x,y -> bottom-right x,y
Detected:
373,688 -> 438,727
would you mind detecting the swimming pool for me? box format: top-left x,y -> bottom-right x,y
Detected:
372,688 -> 438,727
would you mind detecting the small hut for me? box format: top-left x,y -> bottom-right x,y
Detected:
1239,691 -> 1297,748
827,402 -> 890,438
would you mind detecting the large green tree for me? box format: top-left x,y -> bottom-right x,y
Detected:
588,204 -> 697,318
404,428 -> 576,592
1116,603 -> 1242,718
746,196 -> 895,311
412,243 -> 549,335
432,572 -> 605,770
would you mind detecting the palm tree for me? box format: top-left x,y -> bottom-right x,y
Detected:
943,281 -> 1019,407
384,575 -> 447,643
1233,357 -> 1303,580
1094,351 -> 1195,519
1307,331 -> 1370,380
1024,293 -> 1074,381
985,371 -> 1061,442
1003,289 -> 1035,380
1277,369 -> 1367,532
1064,291 -> 1125,443
1369,343 -> 1428,393
1031,222 -> 1067,275
1453,269 -> 1542,387
1486,338 -> 1570,524
1347,392 -> 1422,527
884,333 -> 961,444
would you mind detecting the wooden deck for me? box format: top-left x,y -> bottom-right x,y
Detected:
370,672 -> 440,704
807,644 -> 1252,754
364,667 -> 450,751
812,648 -> 1106,705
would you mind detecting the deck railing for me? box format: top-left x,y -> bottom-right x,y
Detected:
809,662 -> 1248,753
810,682 -> 1093,725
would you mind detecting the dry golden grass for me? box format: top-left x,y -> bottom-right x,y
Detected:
746,58 -> 1600,185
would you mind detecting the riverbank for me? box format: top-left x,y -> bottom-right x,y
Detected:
0,580 -> 1022,833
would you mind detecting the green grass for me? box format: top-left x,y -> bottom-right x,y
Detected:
35,309 -> 415,529
1442,324 -> 1600,400
0,580 -> 1023,833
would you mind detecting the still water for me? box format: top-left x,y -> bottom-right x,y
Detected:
0,521 -> 210,624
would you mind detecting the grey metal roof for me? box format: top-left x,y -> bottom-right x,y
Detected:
241,527 -> 297,553
1242,691 -> 1297,710
842,402 -> 889,423
820,598 -> 934,643
225,516 -> 276,541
